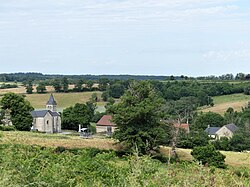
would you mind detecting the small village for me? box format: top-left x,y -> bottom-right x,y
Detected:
1,0 -> 250,186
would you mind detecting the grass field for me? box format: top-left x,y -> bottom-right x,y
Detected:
25,91 -> 104,109
1,131 -> 250,168
201,93 -> 250,114
0,85 -> 106,111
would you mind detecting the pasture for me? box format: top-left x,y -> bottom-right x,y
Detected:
201,93 -> 250,114
0,84 -> 105,111
25,91 -> 104,110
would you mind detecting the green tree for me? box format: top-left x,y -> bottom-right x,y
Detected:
1,93 -> 34,131
98,78 -> 109,91
109,83 -> 125,98
224,107 -> 240,125
191,144 -> 226,168
61,77 -> 69,92
91,93 -> 98,102
101,91 -> 110,101
86,80 -> 94,90
52,79 -> 62,92
25,80 -> 33,94
74,79 -> 84,92
62,103 -> 94,130
193,112 -> 225,130
111,81 -> 170,155
36,82 -> 47,94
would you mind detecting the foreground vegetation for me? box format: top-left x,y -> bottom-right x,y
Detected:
0,134 -> 250,186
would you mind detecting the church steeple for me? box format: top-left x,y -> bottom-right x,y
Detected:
46,94 -> 57,112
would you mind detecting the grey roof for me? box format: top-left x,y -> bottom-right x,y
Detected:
31,110 -> 60,118
205,127 -> 220,135
47,94 -> 57,105
225,123 -> 238,132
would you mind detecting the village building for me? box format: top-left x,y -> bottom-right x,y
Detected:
174,123 -> 190,133
96,115 -> 116,135
205,123 -> 238,139
31,94 -> 61,133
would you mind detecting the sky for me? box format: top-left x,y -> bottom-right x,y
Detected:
0,0 -> 250,76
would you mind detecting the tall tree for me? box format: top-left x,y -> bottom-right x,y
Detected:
62,103 -> 95,130
36,82 -> 47,94
98,78 -> 109,91
61,77 -> 69,92
111,81 -> 170,155
52,79 -> 62,92
74,79 -> 84,92
86,80 -> 94,90
1,93 -> 34,131
25,80 -> 33,94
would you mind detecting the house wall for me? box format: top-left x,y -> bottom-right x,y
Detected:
216,126 -> 233,139
96,126 -> 116,133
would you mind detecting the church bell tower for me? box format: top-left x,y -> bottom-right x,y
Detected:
46,94 -> 57,112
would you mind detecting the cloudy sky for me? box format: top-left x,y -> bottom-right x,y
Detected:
0,0 -> 249,76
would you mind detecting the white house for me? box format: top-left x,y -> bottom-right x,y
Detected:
205,124 -> 238,139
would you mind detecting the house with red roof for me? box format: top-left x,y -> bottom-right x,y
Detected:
174,123 -> 190,133
96,115 -> 116,134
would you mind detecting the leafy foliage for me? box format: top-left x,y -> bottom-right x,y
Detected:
1,93 -> 33,131
0,143 -> 249,186
193,112 -> 225,130
111,81 -> 171,155
62,103 -> 95,130
191,144 -> 226,168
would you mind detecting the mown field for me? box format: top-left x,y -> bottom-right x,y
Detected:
201,93 -> 250,114
0,131 -> 250,186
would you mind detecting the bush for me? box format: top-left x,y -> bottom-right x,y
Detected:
0,125 -> 16,131
191,144 -> 226,168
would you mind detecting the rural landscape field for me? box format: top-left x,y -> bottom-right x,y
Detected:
1,74 -> 250,186
1,0 -> 250,186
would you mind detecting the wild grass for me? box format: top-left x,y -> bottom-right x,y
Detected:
2,131 -> 250,168
1,131 -> 118,150
0,142 -> 249,187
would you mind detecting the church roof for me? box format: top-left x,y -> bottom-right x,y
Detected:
31,110 -> 60,118
47,94 -> 57,105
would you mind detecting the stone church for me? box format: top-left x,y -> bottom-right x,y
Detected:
31,94 -> 61,133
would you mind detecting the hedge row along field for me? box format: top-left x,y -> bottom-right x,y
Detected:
0,143 -> 249,186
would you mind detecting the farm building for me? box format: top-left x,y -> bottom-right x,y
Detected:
96,115 -> 116,134
31,94 -> 61,133
205,123 -> 238,139
174,123 -> 190,133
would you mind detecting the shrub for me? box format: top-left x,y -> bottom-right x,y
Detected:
0,125 -> 16,131
191,144 -> 226,168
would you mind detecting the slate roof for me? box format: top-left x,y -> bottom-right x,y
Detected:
205,127 -> 220,135
97,115 -> 116,126
47,94 -> 57,105
31,110 -> 60,118
225,123 -> 238,132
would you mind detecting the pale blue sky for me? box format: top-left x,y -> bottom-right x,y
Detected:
0,0 -> 249,76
